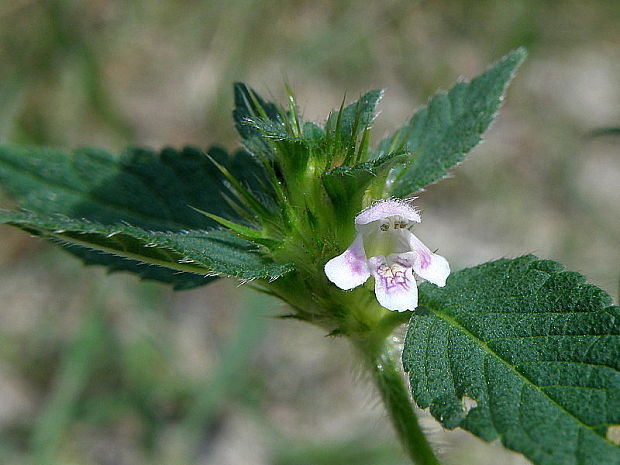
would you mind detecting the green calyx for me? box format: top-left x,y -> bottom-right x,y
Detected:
214,48 -> 527,333
219,83 -> 400,334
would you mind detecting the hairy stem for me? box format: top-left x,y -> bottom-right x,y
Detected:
360,338 -> 442,465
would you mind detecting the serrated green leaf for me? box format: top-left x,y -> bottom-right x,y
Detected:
382,48 -> 526,197
0,144 -> 271,229
403,255 -> 620,465
0,211 -> 293,282
0,144 -> 276,288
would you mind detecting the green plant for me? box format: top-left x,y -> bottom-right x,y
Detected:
1,48 -> 618,465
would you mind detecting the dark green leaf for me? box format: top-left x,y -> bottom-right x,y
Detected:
0,144 -> 271,229
0,211 -> 293,283
0,144 -> 276,288
403,255 -> 620,465
383,48 -> 526,197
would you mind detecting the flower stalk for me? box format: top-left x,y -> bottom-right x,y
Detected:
359,336 -> 442,465
214,85 -> 450,463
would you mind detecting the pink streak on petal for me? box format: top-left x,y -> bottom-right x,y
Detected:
418,249 -> 431,269
369,257 -> 418,311
324,234 -> 370,290
407,232 -> 450,286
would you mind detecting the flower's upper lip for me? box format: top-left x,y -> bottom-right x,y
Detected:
354,199 -> 421,226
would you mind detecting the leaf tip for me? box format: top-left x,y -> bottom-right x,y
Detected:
504,46 -> 528,70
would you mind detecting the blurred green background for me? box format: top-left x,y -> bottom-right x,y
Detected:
0,1 -> 618,464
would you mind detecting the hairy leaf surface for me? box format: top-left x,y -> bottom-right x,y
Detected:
403,256 -> 620,465
0,144 -> 277,287
0,211 -> 292,284
382,48 -> 526,197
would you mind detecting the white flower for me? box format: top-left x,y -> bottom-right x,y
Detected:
324,199 -> 450,312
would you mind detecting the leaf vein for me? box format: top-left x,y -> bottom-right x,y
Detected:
427,306 -> 617,446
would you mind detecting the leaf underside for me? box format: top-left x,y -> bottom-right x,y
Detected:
383,48 -> 526,197
0,144 -> 287,288
404,256 -> 620,465
0,211 -> 292,283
